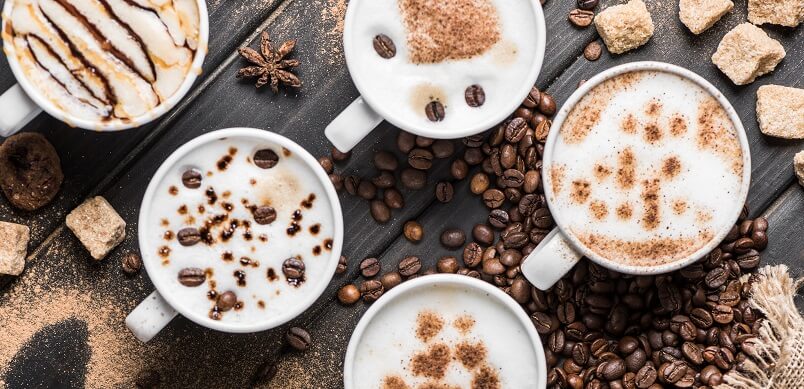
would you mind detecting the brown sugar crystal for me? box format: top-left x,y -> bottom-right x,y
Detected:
398,0 -> 501,64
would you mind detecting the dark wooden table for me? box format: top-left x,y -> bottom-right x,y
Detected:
1,0 -> 802,387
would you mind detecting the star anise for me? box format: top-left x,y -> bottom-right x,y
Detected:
236,31 -> 301,94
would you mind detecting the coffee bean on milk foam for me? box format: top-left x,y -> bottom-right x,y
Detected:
145,136 -> 335,322
548,70 -> 745,267
5,0 -> 201,122
347,0 -> 540,129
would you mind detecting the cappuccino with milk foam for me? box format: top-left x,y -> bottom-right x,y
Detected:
547,70 -> 744,267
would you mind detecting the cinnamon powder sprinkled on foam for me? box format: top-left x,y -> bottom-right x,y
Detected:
471,365 -> 501,389
383,375 -> 411,389
574,232 -> 713,266
455,341 -> 487,369
641,178 -> 661,230
593,163 -> 612,181
621,113 -> 638,134
669,113 -> 688,136
616,147 -> 637,190
398,0 -> 501,64
696,96 -> 744,177
416,310 -> 445,343
662,156 -> 682,179
550,165 -> 566,195
589,200 -> 609,220
411,343 -> 451,379
453,314 -> 475,335
570,179 -> 592,204
616,203 -> 633,220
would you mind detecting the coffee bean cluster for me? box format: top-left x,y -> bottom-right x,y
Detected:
322,132 -> 458,224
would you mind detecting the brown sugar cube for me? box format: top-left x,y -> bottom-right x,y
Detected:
795,151 -> 804,187
748,0 -> 804,27
756,85 -> 804,139
679,0 -> 734,34
0,221 -> 29,276
66,196 -> 126,260
594,0 -> 655,54
711,23 -> 785,85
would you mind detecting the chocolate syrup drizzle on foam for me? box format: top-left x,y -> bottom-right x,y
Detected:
5,0 -> 200,122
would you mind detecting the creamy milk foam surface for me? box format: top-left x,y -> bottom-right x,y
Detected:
351,283 -> 541,388
4,0 -> 200,123
144,135 -> 335,324
346,0 -> 539,131
548,70 -> 745,267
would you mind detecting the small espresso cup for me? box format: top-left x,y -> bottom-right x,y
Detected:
344,274 -> 547,388
519,62 -> 752,290
325,0 -> 546,152
126,128 -> 344,342
0,0 -> 209,136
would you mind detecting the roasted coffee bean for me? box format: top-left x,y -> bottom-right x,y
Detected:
549,331 -> 566,353
344,175 -> 360,196
435,181 -> 454,203
538,92 -> 557,116
711,304 -> 734,324
177,227 -> 201,246
635,364 -> 657,388
523,86 -> 541,108
658,361 -> 687,383
431,140 -> 455,159
751,231 -> 768,250
505,117 -> 528,143
598,358 -> 626,380
489,209 -> 510,229
401,168 -> 427,190
572,342 -> 590,365
408,148 -> 434,170
577,0 -> 599,9
181,169 -> 202,189
122,252 -> 142,275
398,256 -> 422,276
465,84 -> 486,107
359,279 -> 384,302
373,150 -> 398,171
523,171 -> 540,194
318,156 -> 334,174
514,107 -> 533,122
251,206 -> 277,225
736,250 -> 760,269
286,327 -> 312,351
509,277 -> 530,303
216,291 -> 237,311
482,258 -> 506,275
384,188 -> 404,209
557,302 -> 577,324
251,360 -> 278,386
370,200 -> 391,223
135,369 -> 161,388
337,284 -> 360,305
569,8 -> 595,27
705,267 -> 729,289
425,101 -> 445,122
403,220 -> 423,242
657,281 -> 681,312
335,255 -> 348,274
463,242 -> 483,267
178,267 -> 205,286
499,249 -> 522,267
584,41 -> 603,61
531,208 -> 553,229
501,169 -> 525,187
372,34 -> 396,58
329,173 -> 343,190
448,160 -> 469,181
254,149 -> 279,169
472,224 -> 495,246
415,136 -> 434,148
440,228 -> 466,249
359,257 -> 381,278
531,312 -> 557,334
482,189 -> 505,209
357,180 -> 377,200
681,342 -> 704,365
625,349 -> 647,372
397,131 -> 416,153
464,147 -> 484,165
690,308 -> 714,328
432,256 -> 458,274
282,257 -> 305,279
380,271 -> 402,290
733,237 -> 754,254
330,147 -> 351,162
518,194 -> 542,215
372,171 -> 395,189
470,173 -> 490,195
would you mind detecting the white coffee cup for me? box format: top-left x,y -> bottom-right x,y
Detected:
344,274 -> 547,389
325,0 -> 546,152
126,128 -> 344,342
520,62 -> 752,290
0,0 -> 209,136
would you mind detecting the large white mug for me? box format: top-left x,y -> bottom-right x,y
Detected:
0,0 -> 209,136
326,0 -> 546,151
126,128 -> 344,342
520,62 -> 752,290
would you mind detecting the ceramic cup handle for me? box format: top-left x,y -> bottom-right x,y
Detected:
0,84 -> 43,137
125,291 -> 178,342
520,228 -> 583,290
325,96 -> 383,153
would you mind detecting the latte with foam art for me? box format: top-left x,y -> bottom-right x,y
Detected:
4,0 -> 200,123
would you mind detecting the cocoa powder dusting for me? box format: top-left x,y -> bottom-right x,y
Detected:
398,0 -> 501,64
416,310 -> 445,343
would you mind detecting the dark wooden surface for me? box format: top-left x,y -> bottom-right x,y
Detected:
0,0 -> 802,387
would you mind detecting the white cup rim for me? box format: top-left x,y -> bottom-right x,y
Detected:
137,128 -> 344,333
341,0 -> 546,139
541,61 -> 752,275
343,274 -> 548,389
1,0 -> 209,131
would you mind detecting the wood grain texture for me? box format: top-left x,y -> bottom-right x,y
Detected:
0,0 -> 803,387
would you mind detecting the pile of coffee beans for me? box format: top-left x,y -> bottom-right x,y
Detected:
329,84 -> 771,389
